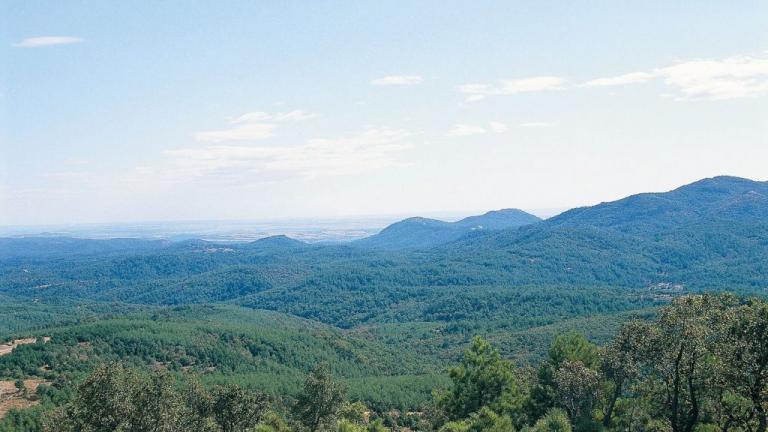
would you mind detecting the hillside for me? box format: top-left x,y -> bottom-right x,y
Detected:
444,176 -> 768,291
354,209 -> 541,250
454,208 -> 542,230
547,175 -> 768,234
2,177 -> 767,330
0,305 -> 441,409
1,176 -> 767,428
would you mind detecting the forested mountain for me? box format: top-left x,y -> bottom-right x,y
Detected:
445,176 -> 768,292
453,208 -> 543,230
2,177 -> 766,322
1,176 -> 767,431
547,175 -> 768,234
354,209 -> 541,250
2,177 -> 767,329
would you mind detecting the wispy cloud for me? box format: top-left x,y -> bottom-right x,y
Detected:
195,123 -> 278,142
581,72 -> 657,87
230,110 -> 318,123
488,122 -> 507,133
445,124 -> 487,137
581,55 -> 768,100
659,56 -> 768,100
14,36 -> 83,48
518,122 -> 554,128
195,110 -> 317,142
458,76 -> 565,102
167,128 -> 412,183
371,75 -> 424,86
446,122 -> 508,137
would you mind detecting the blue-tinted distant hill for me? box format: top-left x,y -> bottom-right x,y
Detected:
444,176 -> 768,292
454,209 -> 544,230
546,176 -> 768,235
2,176 -> 767,329
0,236 -> 169,260
354,209 -> 541,250
242,234 -> 308,250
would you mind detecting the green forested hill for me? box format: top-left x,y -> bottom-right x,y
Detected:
0,305 -> 442,409
546,175 -> 768,233
353,208 -> 541,250
1,178 -> 766,349
1,176 -> 767,429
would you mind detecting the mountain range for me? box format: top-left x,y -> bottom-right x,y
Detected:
353,208 -> 541,250
2,175 -> 766,307
1,175 -> 767,412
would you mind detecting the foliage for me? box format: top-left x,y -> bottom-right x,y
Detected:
3,176 -> 768,430
530,408 -> 572,432
436,337 -> 521,422
294,365 -> 347,432
213,384 -> 269,432
553,361 -> 600,422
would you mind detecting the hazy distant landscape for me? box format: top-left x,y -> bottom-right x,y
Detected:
2,176 -> 768,431
0,217 -> 394,243
0,209 -> 565,244
3,1 -> 767,431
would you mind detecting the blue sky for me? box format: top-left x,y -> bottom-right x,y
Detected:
2,1 -> 768,225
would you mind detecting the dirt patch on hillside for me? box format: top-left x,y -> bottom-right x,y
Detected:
0,398 -> 37,418
0,378 -> 51,419
0,337 -> 50,357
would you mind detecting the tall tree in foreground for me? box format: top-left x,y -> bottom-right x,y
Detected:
531,408 -> 572,432
295,365 -> 347,432
43,363 -> 194,432
213,384 -> 269,432
718,298 -> 768,432
527,332 -> 599,421
643,295 -> 729,432
436,336 -> 521,423
599,320 -> 646,427
554,360 -> 600,423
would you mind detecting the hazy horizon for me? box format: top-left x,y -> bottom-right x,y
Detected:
0,204 -> 572,241
3,1 -> 768,226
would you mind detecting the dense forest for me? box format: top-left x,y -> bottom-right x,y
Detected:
1,176 -> 767,430
1,295 -> 766,432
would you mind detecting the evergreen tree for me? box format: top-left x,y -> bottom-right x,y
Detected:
295,365 -> 347,432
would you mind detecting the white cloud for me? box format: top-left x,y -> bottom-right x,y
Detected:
14,36 -> 83,48
273,110 -> 319,121
457,84 -> 492,94
581,55 -> 768,100
371,75 -> 424,86
488,122 -> 507,133
501,77 -> 565,93
464,94 -> 486,102
458,76 -> 565,102
581,72 -> 658,87
195,123 -> 277,142
197,110 -> 317,142
445,124 -> 486,137
518,122 -> 554,128
166,127 -> 412,183
658,56 -> 768,100
446,122 -> 509,136
230,112 -> 273,123
230,110 -> 317,123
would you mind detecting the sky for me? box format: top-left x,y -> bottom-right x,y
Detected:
2,0 -> 768,226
